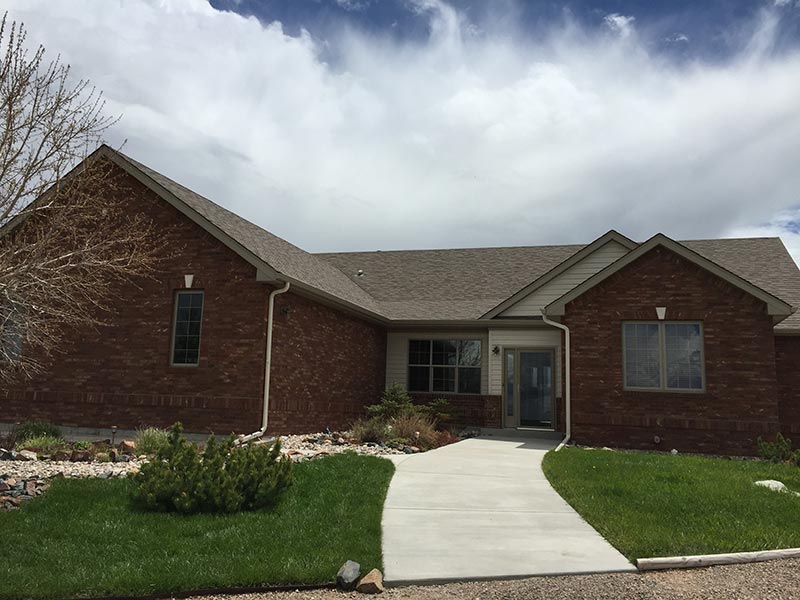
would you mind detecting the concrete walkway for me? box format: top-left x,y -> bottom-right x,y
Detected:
381,436 -> 635,584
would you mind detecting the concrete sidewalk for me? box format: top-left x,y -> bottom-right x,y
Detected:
381,436 -> 635,584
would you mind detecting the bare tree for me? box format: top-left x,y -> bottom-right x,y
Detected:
0,13 -> 161,381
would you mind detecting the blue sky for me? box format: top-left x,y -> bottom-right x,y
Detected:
6,0 -> 800,260
212,0 -> 800,59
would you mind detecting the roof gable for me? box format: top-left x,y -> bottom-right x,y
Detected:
97,146 -> 385,320
544,234 -> 795,322
481,230 -> 636,319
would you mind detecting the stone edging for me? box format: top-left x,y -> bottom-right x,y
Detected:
636,547 -> 800,571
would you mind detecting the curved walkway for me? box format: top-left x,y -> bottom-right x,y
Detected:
382,436 -> 634,584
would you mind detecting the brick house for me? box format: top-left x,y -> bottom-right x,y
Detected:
2,145 -> 799,455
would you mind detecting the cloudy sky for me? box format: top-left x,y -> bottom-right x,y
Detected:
6,0 -> 800,260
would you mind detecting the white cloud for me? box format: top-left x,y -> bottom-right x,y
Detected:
603,13 -> 636,38
665,33 -> 690,43
4,0 -> 800,265
334,0 -> 370,11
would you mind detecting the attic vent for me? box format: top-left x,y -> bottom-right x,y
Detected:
356,269 -> 365,277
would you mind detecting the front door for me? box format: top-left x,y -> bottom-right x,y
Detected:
504,349 -> 554,428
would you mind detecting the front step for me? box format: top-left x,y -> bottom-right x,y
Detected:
479,427 -> 564,441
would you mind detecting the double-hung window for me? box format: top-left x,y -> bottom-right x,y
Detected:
408,339 -> 482,394
171,291 -> 204,366
623,321 -> 704,391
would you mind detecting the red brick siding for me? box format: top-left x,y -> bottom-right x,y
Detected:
268,291 -> 386,434
1,166 -> 386,435
409,393 -> 502,429
776,336 -> 800,437
563,245 -> 780,455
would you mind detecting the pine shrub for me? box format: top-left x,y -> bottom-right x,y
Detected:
131,423 -> 293,514
757,433 -> 795,464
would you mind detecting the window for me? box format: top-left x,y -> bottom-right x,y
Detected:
623,322 -> 704,391
0,305 -> 23,362
408,339 -> 482,394
171,291 -> 204,366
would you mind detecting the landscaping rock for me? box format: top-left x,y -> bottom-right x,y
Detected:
336,560 -> 361,591
51,451 -> 71,461
16,450 -> 37,461
119,440 -> 136,454
755,480 -> 800,496
70,450 -> 92,462
0,475 -> 49,511
356,568 -> 385,594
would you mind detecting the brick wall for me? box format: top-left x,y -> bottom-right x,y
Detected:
776,335 -> 800,437
563,245 -> 780,455
1,165 -> 386,435
268,291 -> 386,434
410,392 -> 502,429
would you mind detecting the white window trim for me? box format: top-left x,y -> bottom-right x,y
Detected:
622,321 -> 706,393
170,290 -> 204,367
407,339 -> 482,395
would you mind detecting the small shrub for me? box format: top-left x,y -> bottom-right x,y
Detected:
13,421 -> 62,443
391,413 -> 439,450
418,398 -> 453,426
72,440 -> 91,451
131,423 -> 293,515
135,427 -> 170,456
758,433 -> 794,463
18,434 -> 66,454
351,417 -> 390,444
366,383 -> 416,421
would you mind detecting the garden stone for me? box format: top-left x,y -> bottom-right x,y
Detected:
337,560 -> 361,591
755,480 -> 800,496
51,451 -> 71,461
16,450 -> 37,461
0,448 -> 13,460
119,440 -> 136,454
70,450 -> 92,462
356,568 -> 385,594
0,481 -> 9,492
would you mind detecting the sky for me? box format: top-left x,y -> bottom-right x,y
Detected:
5,0 -> 800,261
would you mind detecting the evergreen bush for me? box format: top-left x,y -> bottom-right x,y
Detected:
131,423 -> 292,514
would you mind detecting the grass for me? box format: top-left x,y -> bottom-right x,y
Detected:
543,447 -> 800,561
0,453 -> 394,600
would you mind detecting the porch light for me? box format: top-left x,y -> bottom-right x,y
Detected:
492,345 -> 500,355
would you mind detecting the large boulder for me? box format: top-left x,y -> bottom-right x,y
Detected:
356,569 -> 385,594
336,560 -> 361,591
119,440 -> 136,455
70,450 -> 92,462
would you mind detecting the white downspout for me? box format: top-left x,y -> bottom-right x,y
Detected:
541,309 -> 571,451
236,280 -> 290,445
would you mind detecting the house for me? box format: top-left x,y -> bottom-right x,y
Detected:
3,145 -> 800,455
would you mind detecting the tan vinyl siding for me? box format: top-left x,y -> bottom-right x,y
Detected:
488,328 -> 562,397
386,330 -> 489,395
499,240 -> 629,317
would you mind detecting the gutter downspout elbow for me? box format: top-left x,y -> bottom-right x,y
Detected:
542,310 -> 571,452
236,280 -> 290,445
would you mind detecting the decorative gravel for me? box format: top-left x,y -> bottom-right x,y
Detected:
0,460 -> 143,479
189,559 -> 800,600
276,432 -> 408,461
0,431 -> 409,479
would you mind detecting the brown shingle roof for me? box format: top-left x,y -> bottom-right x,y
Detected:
115,150 -> 381,315
110,147 -> 800,329
318,238 -> 800,328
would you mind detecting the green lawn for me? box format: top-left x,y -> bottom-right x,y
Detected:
0,454 -> 394,600
543,447 -> 800,561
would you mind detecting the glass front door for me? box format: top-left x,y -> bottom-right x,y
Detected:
504,349 -> 554,429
